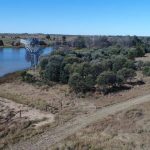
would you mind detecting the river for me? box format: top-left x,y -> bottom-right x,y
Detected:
0,47 -> 53,77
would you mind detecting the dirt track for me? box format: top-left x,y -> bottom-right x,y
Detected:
0,98 -> 54,128
6,94 -> 150,150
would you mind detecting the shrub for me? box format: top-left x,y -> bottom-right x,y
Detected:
21,71 -> 27,81
43,55 -> 63,82
117,68 -> 136,82
97,71 -> 118,87
40,58 -> 48,70
69,73 -> 95,93
21,71 -> 36,83
143,66 -> 150,76
46,34 -> 51,40
0,40 -> 4,46
73,36 -> 86,49
128,48 -> 137,59
112,56 -> 127,72
136,46 -> 145,57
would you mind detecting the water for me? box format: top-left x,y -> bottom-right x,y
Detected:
0,47 -> 53,77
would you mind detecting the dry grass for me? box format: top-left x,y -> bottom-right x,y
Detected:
52,101 -> 150,150
0,67 -> 150,149
136,53 -> 150,62
0,78 -> 95,149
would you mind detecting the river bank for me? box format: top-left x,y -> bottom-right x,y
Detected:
0,71 -> 23,84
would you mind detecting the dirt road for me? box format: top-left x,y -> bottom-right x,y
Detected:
6,94 -> 150,150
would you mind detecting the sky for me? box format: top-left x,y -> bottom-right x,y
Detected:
0,0 -> 150,35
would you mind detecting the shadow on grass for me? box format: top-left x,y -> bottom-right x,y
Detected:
102,80 -> 145,95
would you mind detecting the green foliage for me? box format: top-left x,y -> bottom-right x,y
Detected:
62,36 -> 66,45
97,71 -> 118,87
21,71 -> 27,81
117,68 -> 136,82
40,58 -> 48,70
128,48 -> 137,59
143,66 -> 150,76
46,34 -> 51,40
40,42 -> 143,93
43,55 -> 63,82
69,73 -> 95,93
74,36 -> 86,49
0,40 -> 4,46
136,46 -> 145,57
112,55 -> 128,72
21,71 -> 36,83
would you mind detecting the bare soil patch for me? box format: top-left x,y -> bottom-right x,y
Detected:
136,53 -> 150,62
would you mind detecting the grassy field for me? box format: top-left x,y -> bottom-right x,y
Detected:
52,101 -> 150,150
0,71 -> 150,149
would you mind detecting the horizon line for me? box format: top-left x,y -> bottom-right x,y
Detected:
0,32 -> 150,37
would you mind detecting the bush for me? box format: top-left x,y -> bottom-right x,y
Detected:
42,55 -> 63,82
136,46 -> 145,57
46,34 -> 51,40
73,36 -> 86,49
97,71 -> 118,87
21,71 -> 27,81
143,66 -> 150,76
21,71 -> 36,83
60,64 -> 71,84
0,40 -> 4,46
40,58 -> 48,70
69,73 -> 95,93
117,68 -> 136,82
112,56 -> 127,72
59,56 -> 82,83
128,48 -> 137,59
39,45 -> 140,93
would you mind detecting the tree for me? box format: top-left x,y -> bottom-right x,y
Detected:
143,66 -> 150,76
62,36 -> 66,45
0,40 -> 4,46
112,56 -> 127,72
94,36 -> 111,48
132,36 -> 143,47
73,36 -> 86,49
96,71 -> 120,94
46,34 -> 51,40
59,56 -> 82,83
43,55 -> 63,82
124,60 -> 136,70
128,48 -> 137,59
117,68 -> 136,82
40,58 -> 48,70
97,71 -> 117,87
71,62 -> 93,77
69,73 -> 95,93
90,63 -> 104,79
136,46 -> 145,57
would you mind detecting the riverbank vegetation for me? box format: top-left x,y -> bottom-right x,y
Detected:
36,36 -> 150,94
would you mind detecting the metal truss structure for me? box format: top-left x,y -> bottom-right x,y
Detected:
20,38 -> 41,69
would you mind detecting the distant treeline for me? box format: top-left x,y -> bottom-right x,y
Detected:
1,34 -> 150,50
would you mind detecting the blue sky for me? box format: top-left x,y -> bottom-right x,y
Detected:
0,0 -> 150,35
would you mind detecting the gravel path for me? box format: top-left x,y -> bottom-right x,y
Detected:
6,94 -> 150,150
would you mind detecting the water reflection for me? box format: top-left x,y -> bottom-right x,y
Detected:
0,47 -> 52,77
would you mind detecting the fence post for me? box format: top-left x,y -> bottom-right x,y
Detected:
46,105 -> 48,112
19,110 -> 21,118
